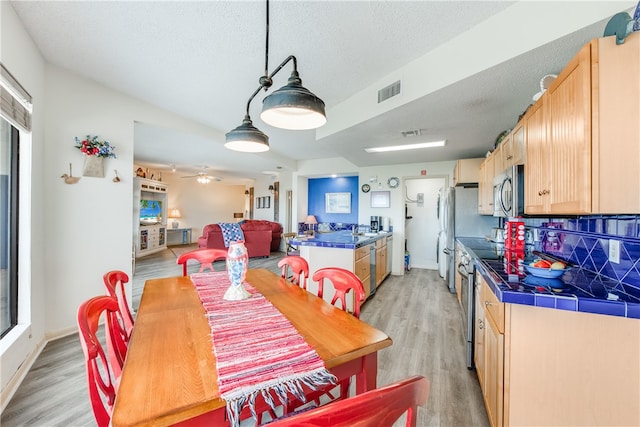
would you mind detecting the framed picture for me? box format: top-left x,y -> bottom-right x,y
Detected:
257,197 -> 263,209
265,196 -> 270,208
371,191 -> 390,208
325,192 -> 351,213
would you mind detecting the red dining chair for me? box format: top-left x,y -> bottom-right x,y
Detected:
313,267 -> 366,318
177,248 -> 227,276
103,270 -> 134,336
277,255 -> 309,290
102,270 -> 133,378
272,376 -> 430,427
286,267 -> 367,413
77,296 -> 127,427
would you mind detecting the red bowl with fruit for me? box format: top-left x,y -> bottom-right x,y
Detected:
524,259 -> 570,278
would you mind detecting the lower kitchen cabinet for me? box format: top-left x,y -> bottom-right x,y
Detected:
476,274 -> 504,427
374,237 -> 387,286
354,245 -> 371,298
475,272 -> 640,426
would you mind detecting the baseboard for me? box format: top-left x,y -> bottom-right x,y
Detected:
0,338 -> 46,414
1,327 -> 77,414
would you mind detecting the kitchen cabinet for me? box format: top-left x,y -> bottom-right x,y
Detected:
475,267 -> 640,426
525,32 -> 640,214
476,274 -> 504,427
478,155 -> 494,215
500,123 -> 526,170
510,123 -> 526,166
374,238 -> 387,287
492,136 -> 506,175
354,244 -> 372,298
473,276 -> 486,392
523,97 -> 549,214
453,158 -> 484,186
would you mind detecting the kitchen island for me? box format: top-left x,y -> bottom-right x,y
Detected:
456,237 -> 640,427
290,230 -> 392,310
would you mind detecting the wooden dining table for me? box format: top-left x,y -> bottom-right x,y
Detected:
111,268 -> 392,427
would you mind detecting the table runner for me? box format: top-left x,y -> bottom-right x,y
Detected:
190,272 -> 336,426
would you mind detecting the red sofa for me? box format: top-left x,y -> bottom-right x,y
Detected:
197,220 -> 283,258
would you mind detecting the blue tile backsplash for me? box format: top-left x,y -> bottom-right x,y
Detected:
524,215 -> 640,291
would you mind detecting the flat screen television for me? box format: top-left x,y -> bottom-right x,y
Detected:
140,199 -> 163,225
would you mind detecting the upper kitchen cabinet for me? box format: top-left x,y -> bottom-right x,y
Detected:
524,96 -> 549,215
593,32 -> 640,213
478,155 -> 495,215
510,122 -> 526,166
453,158 -> 484,186
525,32 -> 640,215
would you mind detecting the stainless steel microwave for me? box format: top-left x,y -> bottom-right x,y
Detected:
493,164 -> 524,218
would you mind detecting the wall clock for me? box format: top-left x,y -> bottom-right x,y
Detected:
361,184 -> 371,193
387,177 -> 400,189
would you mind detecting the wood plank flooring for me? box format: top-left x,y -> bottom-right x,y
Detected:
1,245 -> 488,426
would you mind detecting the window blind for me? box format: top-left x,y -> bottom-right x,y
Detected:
0,63 -> 32,132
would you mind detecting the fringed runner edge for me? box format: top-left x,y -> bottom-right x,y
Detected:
225,367 -> 336,426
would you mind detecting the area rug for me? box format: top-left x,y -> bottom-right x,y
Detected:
190,271 -> 336,426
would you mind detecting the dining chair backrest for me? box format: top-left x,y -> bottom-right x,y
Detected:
102,270 -> 133,378
103,270 -> 134,336
312,267 -> 366,318
271,375 -> 430,427
177,248 -> 227,276
77,296 -> 126,427
277,255 -> 309,290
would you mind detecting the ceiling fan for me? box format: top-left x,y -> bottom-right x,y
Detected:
181,167 -> 222,184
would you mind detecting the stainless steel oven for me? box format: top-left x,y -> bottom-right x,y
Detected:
456,243 -> 476,369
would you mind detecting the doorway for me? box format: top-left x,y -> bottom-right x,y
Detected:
404,177 -> 446,270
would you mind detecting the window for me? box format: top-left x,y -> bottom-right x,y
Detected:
1,117 -> 18,337
1,64 -> 30,338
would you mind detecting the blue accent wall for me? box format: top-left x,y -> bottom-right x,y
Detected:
308,176 -> 358,224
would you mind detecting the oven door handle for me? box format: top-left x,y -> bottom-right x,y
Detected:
457,263 -> 468,276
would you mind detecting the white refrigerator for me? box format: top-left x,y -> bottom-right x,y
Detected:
437,186 -> 497,292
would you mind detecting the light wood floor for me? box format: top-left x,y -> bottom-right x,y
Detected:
1,245 -> 488,426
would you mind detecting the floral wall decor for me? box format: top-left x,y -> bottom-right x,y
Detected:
74,135 -> 116,177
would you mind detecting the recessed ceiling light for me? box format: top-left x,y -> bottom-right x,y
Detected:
364,140 -> 446,153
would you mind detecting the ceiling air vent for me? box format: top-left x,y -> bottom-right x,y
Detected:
378,80 -> 401,103
401,129 -> 424,138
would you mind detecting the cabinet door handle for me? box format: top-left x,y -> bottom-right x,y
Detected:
538,189 -> 550,196
478,319 -> 484,330
506,155 -> 513,160
485,301 -> 492,307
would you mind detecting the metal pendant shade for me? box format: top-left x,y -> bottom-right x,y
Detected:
224,0 -> 326,153
224,115 -> 270,153
261,71 -> 327,130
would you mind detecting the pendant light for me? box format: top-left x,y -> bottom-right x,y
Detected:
225,0 -> 326,153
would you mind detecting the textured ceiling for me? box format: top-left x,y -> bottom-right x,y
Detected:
8,1 -> 635,183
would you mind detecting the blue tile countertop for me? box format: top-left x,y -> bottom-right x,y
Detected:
290,230 -> 391,249
457,237 -> 640,319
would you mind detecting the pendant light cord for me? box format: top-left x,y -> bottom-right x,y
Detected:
243,0 -> 299,116
265,0 -> 269,78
